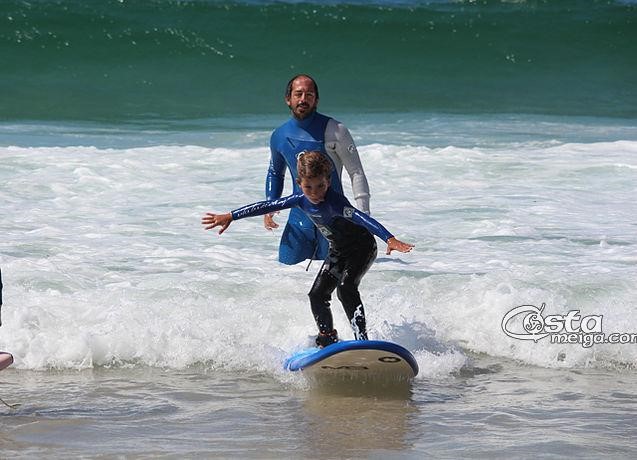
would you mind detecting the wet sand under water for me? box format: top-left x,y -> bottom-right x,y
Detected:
1,356 -> 636,458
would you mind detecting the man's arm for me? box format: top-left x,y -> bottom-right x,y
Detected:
265,136 -> 287,201
325,119 -> 371,214
264,135 -> 287,229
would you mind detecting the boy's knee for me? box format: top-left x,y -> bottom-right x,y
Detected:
308,285 -> 332,312
336,282 -> 359,307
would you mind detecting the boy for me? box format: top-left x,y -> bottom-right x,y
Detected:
202,151 -> 413,347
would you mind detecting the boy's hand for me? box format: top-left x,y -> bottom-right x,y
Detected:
202,212 -> 233,235
386,237 -> 414,255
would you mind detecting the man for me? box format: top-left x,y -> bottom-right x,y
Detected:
265,74 -> 371,265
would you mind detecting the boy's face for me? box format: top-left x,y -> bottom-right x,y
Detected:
299,176 -> 330,204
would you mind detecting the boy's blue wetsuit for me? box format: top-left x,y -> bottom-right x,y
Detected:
233,188 -> 393,342
267,112 -> 370,265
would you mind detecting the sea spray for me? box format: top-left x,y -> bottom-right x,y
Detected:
1,135 -> 636,374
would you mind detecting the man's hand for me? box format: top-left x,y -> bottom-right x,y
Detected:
264,212 -> 280,231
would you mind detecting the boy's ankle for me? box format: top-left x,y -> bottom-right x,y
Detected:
315,329 -> 338,348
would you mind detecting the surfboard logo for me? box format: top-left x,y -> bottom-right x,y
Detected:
378,356 -> 402,363
321,365 -> 369,370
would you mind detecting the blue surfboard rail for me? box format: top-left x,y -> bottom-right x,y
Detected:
284,340 -> 419,376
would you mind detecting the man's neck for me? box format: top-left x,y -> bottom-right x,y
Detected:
292,110 -> 317,126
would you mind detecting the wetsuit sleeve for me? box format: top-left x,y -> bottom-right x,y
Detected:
326,119 -> 371,214
331,192 -> 393,242
232,194 -> 302,221
349,209 -> 394,242
265,134 -> 286,200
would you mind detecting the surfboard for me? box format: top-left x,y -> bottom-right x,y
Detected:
284,340 -> 418,388
0,352 -> 13,371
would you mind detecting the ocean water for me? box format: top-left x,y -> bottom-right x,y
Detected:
1,0 -> 636,120
2,0 -> 637,458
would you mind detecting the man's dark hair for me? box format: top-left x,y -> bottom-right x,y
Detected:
285,74 -> 319,99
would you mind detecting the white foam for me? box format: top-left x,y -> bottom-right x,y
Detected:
1,139 -> 636,374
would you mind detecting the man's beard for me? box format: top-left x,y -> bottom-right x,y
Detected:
292,103 -> 315,119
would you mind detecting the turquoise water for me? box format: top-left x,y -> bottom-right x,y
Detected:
1,0 -> 636,122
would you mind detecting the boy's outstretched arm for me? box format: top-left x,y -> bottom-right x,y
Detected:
202,195 -> 301,236
202,212 -> 233,235
386,237 -> 414,255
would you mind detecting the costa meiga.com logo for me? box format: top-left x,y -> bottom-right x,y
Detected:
501,303 -> 637,348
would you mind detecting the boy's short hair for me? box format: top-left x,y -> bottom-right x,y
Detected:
296,151 -> 332,181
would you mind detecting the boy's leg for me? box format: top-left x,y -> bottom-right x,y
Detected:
337,243 -> 377,340
308,261 -> 339,337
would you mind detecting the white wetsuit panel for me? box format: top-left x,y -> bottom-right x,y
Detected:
324,118 -> 371,214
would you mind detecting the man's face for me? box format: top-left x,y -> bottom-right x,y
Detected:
286,76 -> 318,120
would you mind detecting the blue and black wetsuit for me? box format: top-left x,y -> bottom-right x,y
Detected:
232,188 -> 393,341
267,112 -> 370,265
